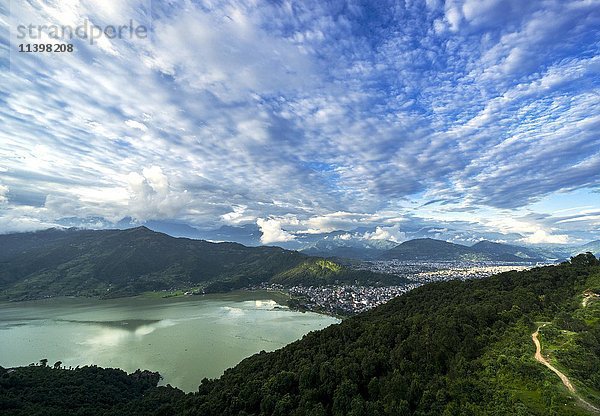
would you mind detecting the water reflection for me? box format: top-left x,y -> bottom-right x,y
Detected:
254,300 -> 278,309
76,319 -> 181,350
57,319 -> 162,331
81,327 -> 130,348
0,295 -> 339,392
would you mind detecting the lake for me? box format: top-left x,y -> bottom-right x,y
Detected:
0,292 -> 339,392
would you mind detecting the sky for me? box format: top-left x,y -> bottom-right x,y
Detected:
0,0 -> 599,246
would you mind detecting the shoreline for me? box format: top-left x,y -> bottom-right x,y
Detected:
0,288 -> 347,319
0,291 -> 340,393
0,288 -> 345,319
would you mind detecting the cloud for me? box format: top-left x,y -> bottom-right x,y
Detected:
301,212 -> 372,234
125,120 -> 148,131
256,218 -> 296,245
126,166 -> 190,221
522,229 -> 570,245
0,0 -> 597,243
363,224 -> 406,243
220,205 -> 252,224
0,183 -> 8,204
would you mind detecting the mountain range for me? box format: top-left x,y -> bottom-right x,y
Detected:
300,236 -> 599,262
51,215 -> 600,261
574,240 -> 600,258
1,227 -> 597,301
379,238 -> 560,262
0,227 -> 401,301
96,219 -> 599,261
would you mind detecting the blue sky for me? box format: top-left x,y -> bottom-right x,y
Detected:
0,0 -> 598,246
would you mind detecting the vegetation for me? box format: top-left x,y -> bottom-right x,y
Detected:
0,365 -> 182,416
0,227 -> 388,300
1,254 -> 598,415
270,259 -> 406,287
380,238 -> 552,262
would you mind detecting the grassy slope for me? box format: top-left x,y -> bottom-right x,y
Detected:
535,271 -> 600,409
271,259 -> 408,286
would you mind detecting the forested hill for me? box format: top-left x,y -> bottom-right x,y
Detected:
0,227 -> 395,300
1,254 -> 599,415
380,237 -> 551,262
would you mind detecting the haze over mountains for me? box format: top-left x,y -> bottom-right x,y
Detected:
1,226 -> 597,302
100,219 -> 598,261
379,238 -> 565,262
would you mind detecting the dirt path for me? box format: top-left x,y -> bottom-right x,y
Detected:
532,325 -> 600,414
582,291 -> 599,308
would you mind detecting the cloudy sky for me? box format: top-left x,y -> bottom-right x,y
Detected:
0,0 -> 599,246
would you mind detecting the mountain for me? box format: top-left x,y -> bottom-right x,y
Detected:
380,238 -> 557,262
142,220 -> 206,239
380,238 -> 518,262
300,236 -> 397,260
115,219 -> 263,246
380,238 -> 481,261
200,224 -> 263,246
0,227 -> 397,301
3,254 -> 599,415
572,240 -> 600,258
470,240 -> 553,261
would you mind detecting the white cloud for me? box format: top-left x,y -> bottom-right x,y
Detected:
126,166 -> 189,220
0,215 -> 59,234
522,229 -> 570,244
0,0 -> 597,244
220,205 -> 251,224
445,6 -> 462,31
125,120 -> 148,131
256,218 -> 296,244
300,212 -> 373,234
0,183 -> 8,204
363,224 -> 406,243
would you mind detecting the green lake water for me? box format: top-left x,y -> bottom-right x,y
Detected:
0,292 -> 339,392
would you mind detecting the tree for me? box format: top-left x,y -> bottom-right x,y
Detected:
39,358 -> 48,367
53,361 -> 62,369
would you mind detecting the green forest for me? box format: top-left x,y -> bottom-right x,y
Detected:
1,254 -> 599,415
0,227 -> 394,300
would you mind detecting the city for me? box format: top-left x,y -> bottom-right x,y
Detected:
255,260 -> 549,316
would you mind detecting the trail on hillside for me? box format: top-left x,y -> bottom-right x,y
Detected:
582,291 -> 599,308
532,326 -> 600,414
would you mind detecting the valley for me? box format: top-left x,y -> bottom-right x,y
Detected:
2,254 -> 598,415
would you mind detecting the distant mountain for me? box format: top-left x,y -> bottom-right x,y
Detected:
380,238 -> 550,262
380,238 -> 484,261
115,219 -> 263,246
200,224 -> 262,246
143,220 -> 206,239
572,240 -> 600,257
0,227 -> 398,300
300,236 -> 397,260
470,240 -> 552,261
302,245 -> 387,260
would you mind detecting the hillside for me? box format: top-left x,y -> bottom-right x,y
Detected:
1,254 -> 599,415
471,240 -> 550,261
299,237 -> 397,260
380,238 -> 494,261
301,244 -> 391,261
0,228 -> 392,301
380,238 -> 553,262
573,240 -> 600,258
